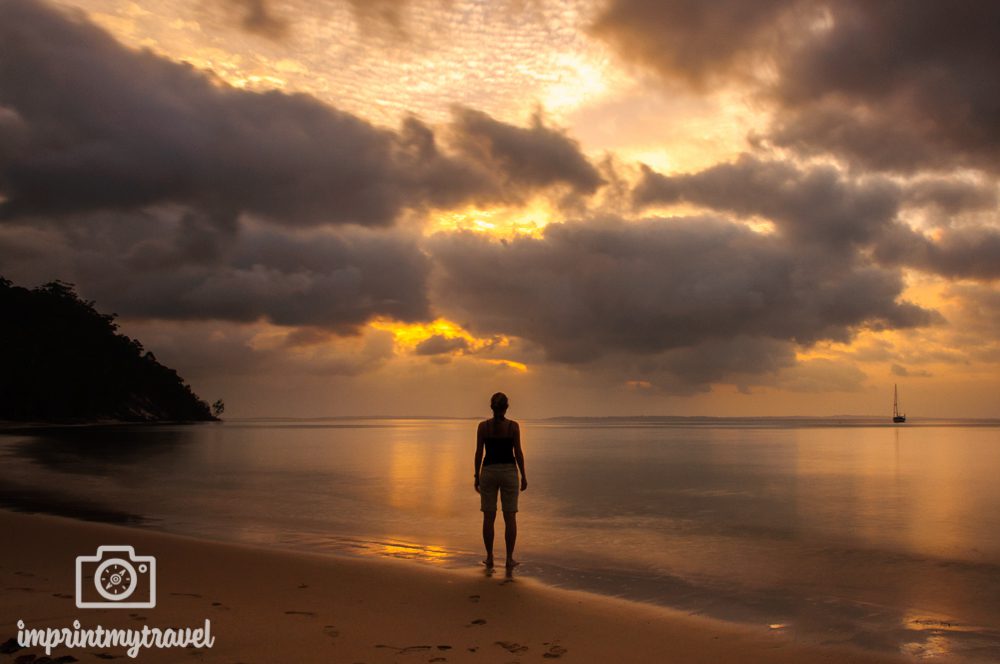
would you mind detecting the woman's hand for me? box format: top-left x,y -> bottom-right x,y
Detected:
520,476 -> 528,492
474,477 -> 480,493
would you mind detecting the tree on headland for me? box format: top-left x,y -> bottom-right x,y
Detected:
0,276 -> 216,423
212,399 -> 225,418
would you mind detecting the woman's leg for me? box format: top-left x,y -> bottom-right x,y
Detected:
483,511 -> 497,567
502,511 -> 517,567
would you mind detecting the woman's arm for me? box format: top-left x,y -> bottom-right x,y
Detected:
513,421 -> 527,491
474,421 -> 484,493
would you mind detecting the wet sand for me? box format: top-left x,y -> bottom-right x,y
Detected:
0,510 -> 910,663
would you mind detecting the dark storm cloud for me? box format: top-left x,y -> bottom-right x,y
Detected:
449,108 -> 605,198
589,0 -> 795,87
634,156 -> 900,247
902,178 -> 998,215
0,0 -> 602,227
0,0 -> 398,225
631,336 -> 799,393
0,0 -> 611,334
771,1 -> 1000,173
0,0 -> 410,225
0,209 -> 432,332
636,157 -> 1000,282
428,217 -> 935,374
873,224 -> 1000,282
592,0 -> 1000,173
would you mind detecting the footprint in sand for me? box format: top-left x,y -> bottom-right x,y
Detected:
52,592 -> 73,600
284,610 -> 316,617
92,653 -> 121,660
375,645 -> 432,655
468,619 -> 487,626
0,638 -> 22,654
436,645 -> 452,651
542,644 -> 568,658
323,625 -> 340,639
128,613 -> 147,621
171,592 -> 202,598
428,658 -> 447,663
297,583 -> 309,589
495,641 -> 529,654
468,594 -> 480,603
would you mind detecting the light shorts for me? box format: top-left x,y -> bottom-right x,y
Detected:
479,463 -> 519,513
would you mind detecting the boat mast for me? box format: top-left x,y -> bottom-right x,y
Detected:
893,384 -> 899,418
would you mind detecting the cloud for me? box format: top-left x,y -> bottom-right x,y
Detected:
228,0 -> 288,39
939,284 -> 1000,363
0,0 -> 403,225
770,1 -> 1000,173
449,107 -> 605,199
427,216 -> 935,388
118,319 -> 396,380
636,156 -> 1000,282
589,0 -> 796,88
634,155 -> 900,247
891,363 -> 932,379
347,0 -> 409,36
414,334 -> 470,356
873,224 -> 1000,281
0,0 -> 613,338
0,209 -> 433,332
902,177 -> 998,216
591,0 -> 1000,174
0,0 -> 602,227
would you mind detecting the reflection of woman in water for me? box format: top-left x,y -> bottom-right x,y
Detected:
474,392 -> 527,570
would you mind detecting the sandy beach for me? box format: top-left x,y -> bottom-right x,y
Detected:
0,509 -> 912,663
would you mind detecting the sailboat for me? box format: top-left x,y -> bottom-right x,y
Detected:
892,384 -> 906,423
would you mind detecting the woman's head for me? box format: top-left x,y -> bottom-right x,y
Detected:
490,392 -> 509,418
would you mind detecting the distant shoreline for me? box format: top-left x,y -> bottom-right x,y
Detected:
199,415 -> 1000,427
0,418 -> 220,429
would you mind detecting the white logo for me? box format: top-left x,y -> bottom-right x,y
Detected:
75,545 -> 156,609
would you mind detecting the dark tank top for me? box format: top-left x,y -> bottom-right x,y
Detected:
483,418 -> 516,466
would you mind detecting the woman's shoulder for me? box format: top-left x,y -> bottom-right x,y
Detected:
479,418 -> 519,432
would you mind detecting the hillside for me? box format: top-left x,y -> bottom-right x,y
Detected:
0,277 -> 216,422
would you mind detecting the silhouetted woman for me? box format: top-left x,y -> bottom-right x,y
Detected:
474,392 -> 527,570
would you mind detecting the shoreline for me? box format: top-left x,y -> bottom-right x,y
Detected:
0,509 -> 910,663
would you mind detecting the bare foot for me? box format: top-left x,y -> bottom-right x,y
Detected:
483,558 -> 494,569
505,559 -> 520,569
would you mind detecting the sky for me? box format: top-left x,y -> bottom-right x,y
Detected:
1,0 -> 998,418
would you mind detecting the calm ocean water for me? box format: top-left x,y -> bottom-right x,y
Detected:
3,418 -> 1000,661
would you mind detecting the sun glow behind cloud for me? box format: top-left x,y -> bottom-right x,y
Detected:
427,201 -> 554,238
369,318 -> 527,372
